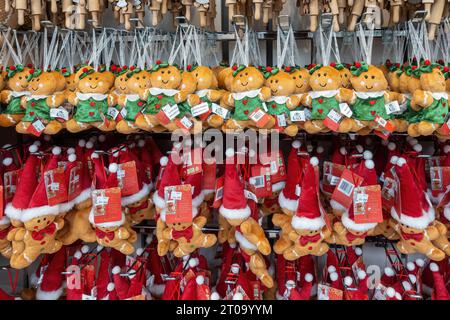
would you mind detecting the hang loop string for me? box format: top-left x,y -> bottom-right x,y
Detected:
230,20 -> 250,66
356,21 -> 374,65
407,19 -> 431,62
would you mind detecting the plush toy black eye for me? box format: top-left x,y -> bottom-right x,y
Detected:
95,77 -> 99,80
364,75 -> 368,79
136,77 -> 140,80
317,73 -> 321,77
19,76 -> 22,80
371,76 -> 375,79
142,76 -> 146,79
161,71 -> 165,74
324,73 -> 327,77
292,76 -> 296,80
270,80 -> 273,83
89,77 -> 92,80
167,70 -> 171,74
275,80 -> 279,83
245,72 -> 248,76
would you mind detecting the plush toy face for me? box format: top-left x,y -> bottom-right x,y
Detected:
168,221 -> 192,232
309,66 -> 341,91
230,66 -> 265,93
28,72 -> 58,95
65,74 -> 77,92
78,71 -> 113,94
399,222 -> 424,233
420,68 -> 446,92
190,66 -> 218,90
289,68 -> 310,94
51,71 -> 66,92
265,70 -> 295,96
217,67 -> 233,90
387,72 -> 400,92
103,71 -> 116,85
97,225 -> 118,233
150,65 -> 182,89
295,228 -> 321,236
7,68 -> 30,91
227,217 -> 246,227
23,215 -> 56,232
339,68 -> 352,88
114,73 -> 129,94
350,65 -> 388,92
127,70 -> 151,93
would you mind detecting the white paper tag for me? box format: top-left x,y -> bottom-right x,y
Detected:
50,182 -> 60,191
191,102 -> 210,117
327,109 -> 343,123
95,196 -> 109,206
50,107 -> 69,120
276,114 -> 287,127
330,176 -> 340,186
249,175 -> 265,188
339,103 -> 353,118
211,103 -> 229,119
32,119 -> 45,132
170,191 -> 182,200
120,108 -> 128,118
179,116 -> 193,129
244,189 -> 258,202
295,185 -> 301,196
290,110 -> 306,122
375,116 -> 387,127
385,101 -> 401,114
373,283 -> 388,300
107,107 -> 120,120
162,104 -> 180,120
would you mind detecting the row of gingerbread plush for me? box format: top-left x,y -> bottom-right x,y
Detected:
0,59 -> 449,137
10,239 -> 449,300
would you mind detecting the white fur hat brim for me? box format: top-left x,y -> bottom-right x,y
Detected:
219,204 -> 251,220
341,211 -> 377,232
272,181 -> 286,193
390,206 -> 434,230
73,188 -> 92,205
89,207 -> 126,228
152,192 -> 166,210
36,286 -> 64,300
291,215 -> 325,230
329,199 -> 348,213
121,183 -> 150,206
5,203 -> 23,221
278,190 -> 299,212
21,204 -> 60,222
191,190 -> 205,208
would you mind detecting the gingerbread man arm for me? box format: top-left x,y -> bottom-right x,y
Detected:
54,217 -> 65,230
174,90 -> 191,103
333,221 -> 346,235
162,227 -> 172,240
259,87 -> 272,101
117,227 -> 130,240
193,216 -> 207,229
322,226 -> 332,238
8,228 -> 26,241
412,90 -> 434,108
107,93 -> 117,107
0,90 -> 12,104
288,230 -> 299,242
287,95 -> 300,110
272,213 -> 291,228
207,89 -> 223,102
337,88 -> 356,104
47,92 -> 67,107
138,88 -> 150,101
68,91 -> 79,105
301,93 -> 312,107
222,91 -> 235,108
425,225 -> 440,241
187,93 -> 201,107
384,91 -> 405,104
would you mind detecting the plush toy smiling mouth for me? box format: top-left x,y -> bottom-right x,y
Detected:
21,84 -> 28,89
296,84 -> 303,88
119,86 -> 127,91
272,88 -> 278,94
89,84 -> 98,89
319,82 -> 327,88
365,85 -> 374,90
162,79 -> 169,84
241,81 -> 248,86
31,85 -> 39,91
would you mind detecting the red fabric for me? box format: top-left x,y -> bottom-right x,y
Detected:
356,161 -> 378,186
184,170 -> 203,200
157,156 -> 181,199
0,288 -> 14,300
11,154 -> 40,210
295,161 -> 321,220
95,228 -> 115,241
171,226 -> 194,241
222,158 -> 248,210
299,234 -> 321,246
91,154 -> 107,189
95,250 -> 111,300
345,232 -> 367,243
31,223 -> 56,241
28,152 -> 60,209
39,247 -> 66,294
127,201 -> 149,214
400,231 -> 424,242
396,161 -> 427,219
0,226 -> 11,240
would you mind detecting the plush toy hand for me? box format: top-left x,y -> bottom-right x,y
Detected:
288,230 -> 299,242
222,92 -> 234,107
0,90 -> 12,104
272,213 -> 291,229
7,228 -> 25,242
322,226 -> 332,239
287,95 -> 300,110
68,91 -> 78,105
239,218 -> 271,255
301,93 -> 312,107
187,93 -> 201,106
54,217 -> 65,230
259,87 -> 272,101
333,221 -> 346,235
193,216 -> 207,229
117,227 -> 130,240
138,88 -> 149,101
425,225 -> 440,240
412,90 -> 433,108
338,88 -> 355,104
208,89 -> 223,102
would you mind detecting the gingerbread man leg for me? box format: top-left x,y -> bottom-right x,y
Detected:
249,251 -> 274,288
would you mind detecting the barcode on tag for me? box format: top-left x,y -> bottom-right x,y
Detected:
337,178 -> 354,196
276,114 -> 287,127
170,191 -> 182,200
385,101 -> 401,114
191,102 -> 210,117
50,182 -> 60,191
327,109 -> 343,123
107,107 -> 119,119
50,107 -> 69,120
290,110 -> 306,122
120,108 -> 128,118
215,187 -> 223,200
211,103 -> 229,119
249,109 -> 266,122
244,189 -> 257,202
375,116 -> 387,127
95,196 -> 109,206
33,119 -> 45,132
339,103 -> 353,118
162,104 -> 180,120
249,175 -> 265,188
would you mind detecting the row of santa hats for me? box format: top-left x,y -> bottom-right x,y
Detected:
2,134 -> 163,226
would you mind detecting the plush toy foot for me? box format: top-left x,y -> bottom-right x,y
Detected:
0,245 -> 12,259
273,236 -> 292,255
223,119 -> 245,132
135,115 -> 161,132
94,120 -> 116,132
190,118 -> 204,134
116,120 -> 139,134
240,219 -> 271,255
157,240 -> 170,256
425,246 -> 446,261
338,118 -> 354,133
200,234 -> 217,248
15,121 -> 30,134
283,124 -> 298,137
283,247 -> 301,260
66,119 -> 91,133
392,119 -> 408,132
44,120 -> 64,135
249,252 -> 274,288
304,120 -> 325,134
207,114 -> 225,128
116,241 -> 135,255
356,127 -> 372,135
407,124 -> 420,137
0,114 -> 23,127
417,121 -> 437,136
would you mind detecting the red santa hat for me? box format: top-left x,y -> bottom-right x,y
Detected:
70,140 -> 94,207
137,139 -> 154,190
390,157 -> 434,229
36,247 -> 66,300
291,157 -> 325,230
152,155 -> 179,210
112,265 -> 130,300
88,153 -> 126,228
278,140 -> 301,213
183,170 -> 204,209
380,267 -> 397,287
21,147 -> 62,222
95,250 -> 111,300
59,152 -> 78,214
5,145 -> 40,221
290,274 -> 313,300
146,236 -> 168,297
219,149 -> 251,221
429,263 -> 450,300
65,250 -> 82,300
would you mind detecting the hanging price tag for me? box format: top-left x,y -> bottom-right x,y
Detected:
381,176 -> 397,212
374,116 -> 395,140
3,169 -> 21,202
182,149 -> 203,178
339,103 -> 353,118
120,108 -> 128,118
385,101 -> 401,114
249,166 -> 272,198
156,104 -> 179,125
50,107 -> 69,120
212,176 -> 224,208
175,116 -> 193,130
430,167 -> 450,194
323,109 -> 343,132
261,102 -> 268,112
27,119 -> 45,137
331,169 -> 363,210
164,185 -> 193,224
67,162 -> 82,202
317,284 -> 343,300
117,161 -> 139,196
276,114 -> 287,127
44,167 -> 68,205
322,161 -> 345,194
244,189 -> 258,202
92,187 -> 122,224
290,110 -> 306,122
211,103 -> 229,119
107,107 -> 121,120
353,185 -> 383,224
249,108 -> 271,127
191,102 -> 211,117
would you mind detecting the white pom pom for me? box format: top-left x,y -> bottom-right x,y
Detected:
196,275 -> 205,285
430,262 -> 439,272
356,145 -> 364,153
67,147 -> 75,155
81,245 -> 89,254
112,266 -> 121,275
285,280 -> 296,288
357,270 -> 366,280
136,248 -> 144,256
386,287 -> 396,298
444,145 -> 450,154
409,138 -> 418,146
96,245 -> 103,252
146,235 -> 153,244
327,265 -> 336,273
91,152 -> 99,159
384,267 -> 395,277
292,140 -> 301,149
316,146 -> 324,154
86,141 -> 94,149
52,146 -> 62,156
408,274 -> 416,284
225,148 -> 234,158
365,160 -> 375,169
330,272 -> 338,282
340,147 -> 347,155
107,283 -> 115,292
232,292 -> 243,300
188,258 -> 199,268
138,140 -> 145,148
78,139 -> 86,148
29,145 -> 38,153
397,157 -> 406,167
344,276 -> 353,287
354,247 -> 363,256
310,157 -> 319,166
160,156 -> 168,166
387,142 -> 396,151
231,264 -> 240,274
402,281 -> 412,291
229,242 -> 237,249
415,258 -> 425,268
304,273 -> 313,282
390,156 -> 398,165
2,158 -> 12,166
307,145 -> 313,153
173,142 -> 181,149
406,262 -> 415,271
98,135 -> 106,142
413,144 -> 422,152
394,292 -> 402,300
74,251 -> 82,259
363,150 -> 373,160
68,154 -> 77,162
210,292 -> 220,300
109,163 -> 118,173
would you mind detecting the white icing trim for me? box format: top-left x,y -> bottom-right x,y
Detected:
11,91 -> 30,97
149,88 -> 179,96
76,92 -> 108,101
232,89 -> 261,100
29,95 -> 49,100
125,94 -> 140,102
309,90 -> 339,99
267,96 -> 289,104
431,92 -> 449,100
195,89 -> 209,98
354,91 -> 385,99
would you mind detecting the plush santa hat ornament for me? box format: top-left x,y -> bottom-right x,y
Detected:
429,263 -> 450,300
278,140 -> 302,214
152,155 -> 180,211
36,247 -> 66,300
